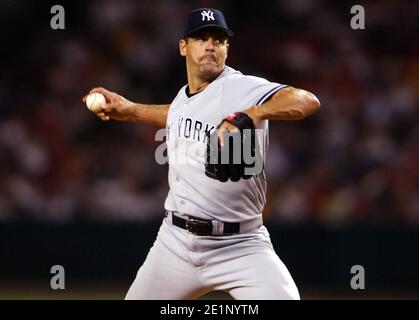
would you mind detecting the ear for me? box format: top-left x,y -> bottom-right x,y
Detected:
179,39 -> 187,57
226,42 -> 229,58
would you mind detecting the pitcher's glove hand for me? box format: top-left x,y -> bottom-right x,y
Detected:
205,112 -> 262,182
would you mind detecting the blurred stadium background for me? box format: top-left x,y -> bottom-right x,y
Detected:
0,0 -> 418,299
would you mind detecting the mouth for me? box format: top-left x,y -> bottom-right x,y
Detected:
200,55 -> 217,62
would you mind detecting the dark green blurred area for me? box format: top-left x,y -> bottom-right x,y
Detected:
1,221 -> 418,299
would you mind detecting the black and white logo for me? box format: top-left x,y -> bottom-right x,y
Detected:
201,10 -> 215,22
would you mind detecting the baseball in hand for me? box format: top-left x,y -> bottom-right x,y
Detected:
86,93 -> 106,113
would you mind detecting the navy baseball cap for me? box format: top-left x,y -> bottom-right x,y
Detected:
183,8 -> 234,38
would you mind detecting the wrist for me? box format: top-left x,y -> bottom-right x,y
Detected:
243,108 -> 262,126
132,103 -> 144,122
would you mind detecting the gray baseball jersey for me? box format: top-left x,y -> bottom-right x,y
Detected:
126,66 -> 300,300
164,66 -> 287,223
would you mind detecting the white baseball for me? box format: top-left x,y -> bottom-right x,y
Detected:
86,93 -> 106,113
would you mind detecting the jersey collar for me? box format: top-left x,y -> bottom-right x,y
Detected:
182,65 -> 235,100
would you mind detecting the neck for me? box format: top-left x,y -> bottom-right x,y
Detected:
186,65 -> 224,94
188,78 -> 211,94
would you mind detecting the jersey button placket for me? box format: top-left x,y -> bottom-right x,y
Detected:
178,101 -> 187,207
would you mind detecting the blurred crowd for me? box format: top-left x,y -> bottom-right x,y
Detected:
0,0 -> 418,224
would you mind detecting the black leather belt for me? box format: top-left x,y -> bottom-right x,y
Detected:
170,212 -> 240,236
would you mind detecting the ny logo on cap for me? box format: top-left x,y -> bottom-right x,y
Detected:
201,10 -> 215,22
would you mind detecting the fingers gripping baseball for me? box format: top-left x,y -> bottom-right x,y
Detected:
82,87 -> 135,121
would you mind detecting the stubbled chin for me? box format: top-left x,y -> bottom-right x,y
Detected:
199,63 -> 222,80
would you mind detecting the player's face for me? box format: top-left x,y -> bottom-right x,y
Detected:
180,28 -> 229,81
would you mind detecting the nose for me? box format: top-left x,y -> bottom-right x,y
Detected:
205,38 -> 215,51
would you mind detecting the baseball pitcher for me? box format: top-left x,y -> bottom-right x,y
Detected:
83,8 -> 320,300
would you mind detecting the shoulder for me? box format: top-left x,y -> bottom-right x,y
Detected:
171,85 -> 187,104
222,66 -> 269,82
167,85 -> 187,114
222,66 -> 273,88
220,66 -> 286,112
175,84 -> 188,98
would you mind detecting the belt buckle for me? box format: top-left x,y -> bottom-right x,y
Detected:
186,218 -> 211,236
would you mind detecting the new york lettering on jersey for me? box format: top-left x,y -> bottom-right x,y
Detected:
164,66 -> 287,222
166,116 -> 215,144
